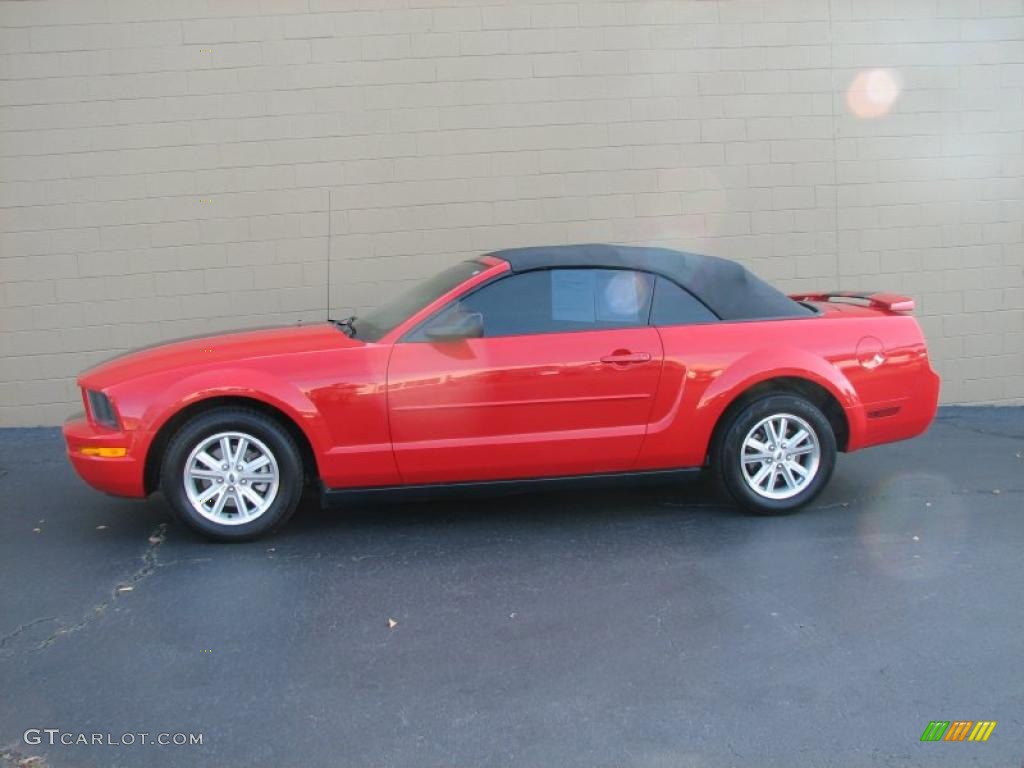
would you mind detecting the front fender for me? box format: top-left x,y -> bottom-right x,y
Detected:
114,366 -> 331,474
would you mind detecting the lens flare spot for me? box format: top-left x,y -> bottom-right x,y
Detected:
856,471 -> 965,582
846,69 -> 901,119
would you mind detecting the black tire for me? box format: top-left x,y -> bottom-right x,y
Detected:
160,408 -> 304,541
711,393 -> 836,515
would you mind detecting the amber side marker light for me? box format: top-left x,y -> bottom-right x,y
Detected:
80,447 -> 128,458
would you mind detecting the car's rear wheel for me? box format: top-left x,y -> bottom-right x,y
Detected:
160,409 -> 303,541
713,393 -> 836,515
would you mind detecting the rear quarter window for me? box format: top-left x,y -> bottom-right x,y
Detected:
650,277 -> 718,326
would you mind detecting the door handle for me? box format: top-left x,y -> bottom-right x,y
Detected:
600,352 -> 651,365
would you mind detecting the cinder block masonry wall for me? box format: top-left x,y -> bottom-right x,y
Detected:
1,0 -> 1022,425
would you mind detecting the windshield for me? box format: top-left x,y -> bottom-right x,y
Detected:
350,260 -> 488,342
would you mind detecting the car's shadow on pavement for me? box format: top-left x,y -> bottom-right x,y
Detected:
155,471 -> 753,541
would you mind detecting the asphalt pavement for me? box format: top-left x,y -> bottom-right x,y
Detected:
1,406 -> 1022,768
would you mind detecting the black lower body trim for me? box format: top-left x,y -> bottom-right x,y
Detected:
321,467 -> 701,507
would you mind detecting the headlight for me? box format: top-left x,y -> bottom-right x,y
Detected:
85,389 -> 120,429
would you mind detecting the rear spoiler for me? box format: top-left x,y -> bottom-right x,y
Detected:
789,291 -> 915,314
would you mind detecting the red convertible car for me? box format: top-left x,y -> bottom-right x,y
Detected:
64,244 -> 940,540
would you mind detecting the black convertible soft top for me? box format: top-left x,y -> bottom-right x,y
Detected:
488,243 -> 810,321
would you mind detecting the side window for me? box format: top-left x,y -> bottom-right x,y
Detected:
415,269 -> 655,339
650,277 -> 718,326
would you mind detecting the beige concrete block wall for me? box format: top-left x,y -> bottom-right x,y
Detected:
1,0 -> 1022,426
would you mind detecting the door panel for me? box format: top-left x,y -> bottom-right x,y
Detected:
387,328 -> 664,483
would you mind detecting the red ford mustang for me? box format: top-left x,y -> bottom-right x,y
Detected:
64,244 -> 940,541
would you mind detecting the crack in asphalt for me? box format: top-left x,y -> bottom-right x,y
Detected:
1,524 -> 169,658
123,523 -> 169,594
0,746 -> 48,768
0,618 -> 58,650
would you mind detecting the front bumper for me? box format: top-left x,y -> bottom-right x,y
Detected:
63,414 -> 147,498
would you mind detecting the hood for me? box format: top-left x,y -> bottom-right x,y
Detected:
80,323 -> 361,390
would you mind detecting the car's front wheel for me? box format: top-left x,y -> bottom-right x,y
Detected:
713,393 -> 836,515
160,408 -> 303,541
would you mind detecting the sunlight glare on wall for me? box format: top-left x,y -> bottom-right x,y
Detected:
846,69 -> 901,119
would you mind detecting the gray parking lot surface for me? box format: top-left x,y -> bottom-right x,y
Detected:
1,406 -> 1022,768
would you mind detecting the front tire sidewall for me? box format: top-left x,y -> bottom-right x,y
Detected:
160,410 -> 303,541
718,395 -> 836,515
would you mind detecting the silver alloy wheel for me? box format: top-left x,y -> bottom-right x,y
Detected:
740,413 -> 821,500
183,431 -> 280,525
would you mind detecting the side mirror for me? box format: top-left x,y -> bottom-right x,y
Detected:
425,311 -> 483,342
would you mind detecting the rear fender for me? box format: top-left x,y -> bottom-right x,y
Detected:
696,347 -> 866,453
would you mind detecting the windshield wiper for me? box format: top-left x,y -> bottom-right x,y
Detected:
331,315 -> 359,338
